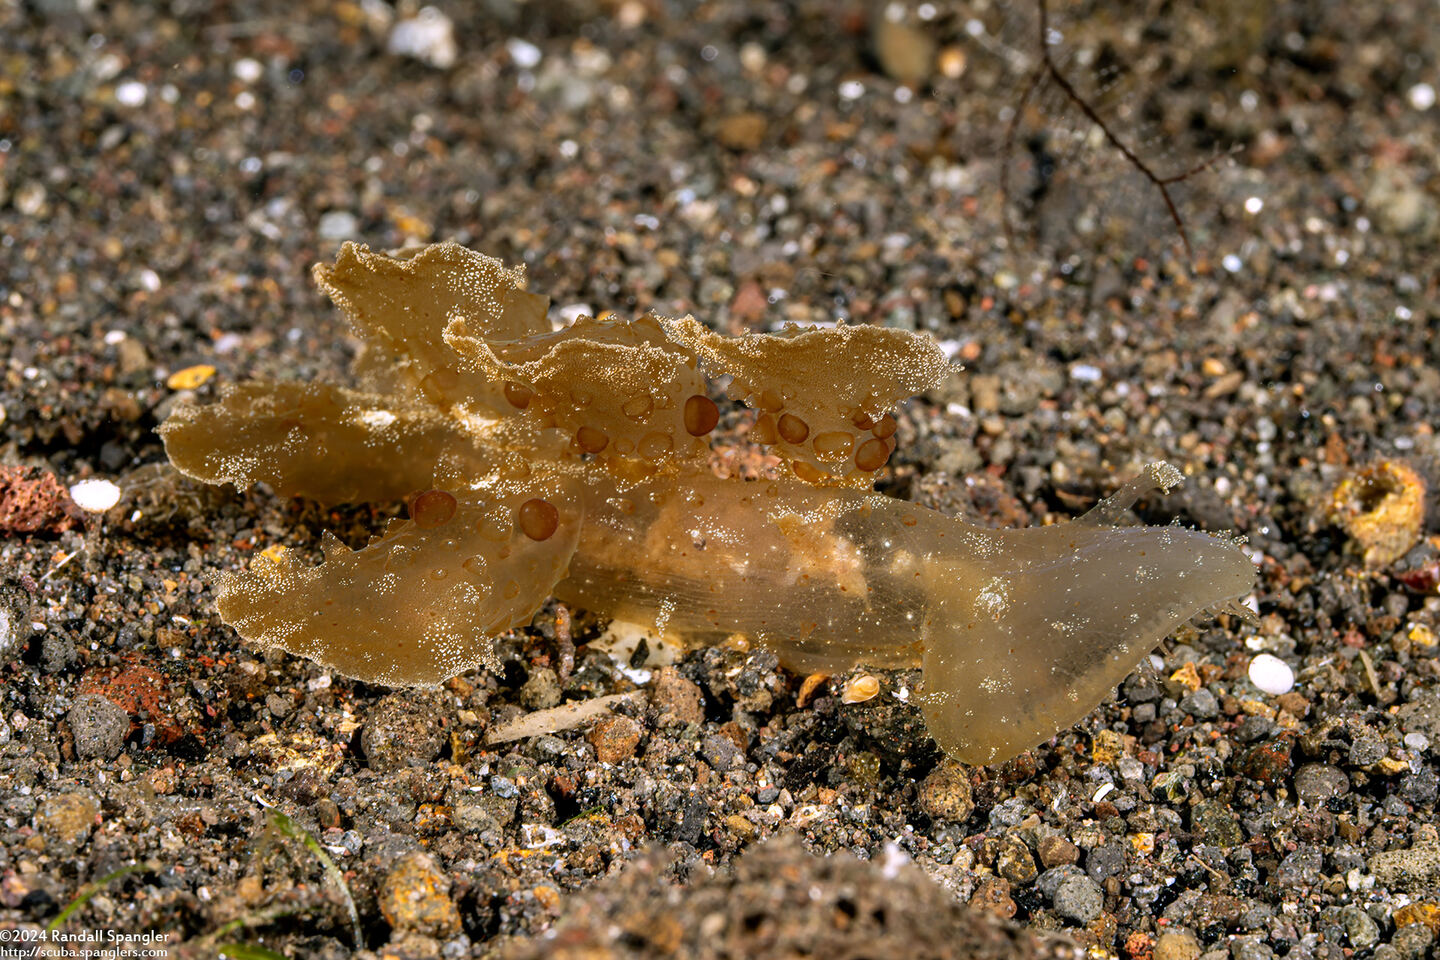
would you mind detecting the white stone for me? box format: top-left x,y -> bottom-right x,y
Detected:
318,210 -> 359,240
388,7 -> 457,69
1248,653 -> 1295,696
69,479 -> 122,513
505,38 -> 542,70
233,58 -> 264,83
114,80 -> 147,107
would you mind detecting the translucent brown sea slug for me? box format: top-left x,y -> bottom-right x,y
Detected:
161,242 -> 1255,765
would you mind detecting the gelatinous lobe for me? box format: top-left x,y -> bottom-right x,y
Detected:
162,242 -> 1255,765
313,242 -> 550,414
157,381 -> 495,504
660,314 -> 949,483
217,475 -> 581,686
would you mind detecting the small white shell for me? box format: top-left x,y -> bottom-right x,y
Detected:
842,674 -> 881,704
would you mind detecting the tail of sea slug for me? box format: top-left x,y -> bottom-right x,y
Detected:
919,464 -> 1255,765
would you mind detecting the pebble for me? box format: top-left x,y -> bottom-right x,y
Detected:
387,8 -> 458,70
67,693 -> 130,760
1238,737 -> 1293,786
968,874 -> 1016,919
1247,654 -> 1294,695
1052,873 -> 1104,924
996,835 -> 1037,884
1347,736 -> 1387,767
916,759 -> 974,822
1276,846 -> 1324,886
317,211 -> 360,241
68,478 -> 121,512
34,792 -> 100,854
1228,936 -> 1274,960
1368,839 -> 1440,893
377,932 -> 446,960
1037,864 -> 1086,899
361,692 -> 448,772
1400,767 -> 1438,806
505,37 -> 542,70
586,715 -> 641,764
699,733 -> 739,771
518,667 -> 561,711
715,112 -> 768,151
872,17 -> 936,87
451,792 -> 516,835
1180,688 -> 1220,718
1155,931 -> 1203,960
380,852 -> 461,938
651,666 -> 704,727
1293,764 -> 1350,802
1037,835 -> 1080,868
1392,922 -> 1434,960
114,80 -> 147,107
1086,843 -> 1126,881
0,606 -> 18,661
1340,905 -> 1379,949
1191,802 -> 1243,848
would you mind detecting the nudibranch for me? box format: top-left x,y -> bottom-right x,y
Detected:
160,242 -> 1255,764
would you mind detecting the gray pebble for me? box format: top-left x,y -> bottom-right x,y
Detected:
1038,864 -> 1086,899
1276,846 -> 1323,886
1293,764 -> 1350,802
1180,688 -> 1219,719
67,694 -> 129,760
1229,937 -> 1275,960
0,605 -> 19,662
1052,874 -> 1104,924
1236,715 -> 1275,743
1086,843 -> 1126,881
519,667 -> 561,711
1400,767 -> 1438,805
317,210 -> 359,240
1392,923 -> 1433,960
451,792 -> 516,835
1340,905 -> 1378,949
361,692 -> 447,772
1347,736 -> 1386,767
699,734 -> 738,771
987,796 -> 1028,828
40,633 -> 74,673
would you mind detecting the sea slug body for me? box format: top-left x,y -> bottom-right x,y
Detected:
161,242 -> 1255,765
